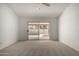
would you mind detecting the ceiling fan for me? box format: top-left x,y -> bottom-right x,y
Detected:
33,3 -> 50,10
41,3 -> 50,7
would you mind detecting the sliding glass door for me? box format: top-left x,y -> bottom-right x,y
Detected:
27,22 -> 49,40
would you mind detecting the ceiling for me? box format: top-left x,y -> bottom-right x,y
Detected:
8,3 -> 70,18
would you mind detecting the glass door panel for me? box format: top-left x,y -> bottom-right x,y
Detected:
39,23 -> 49,40
28,23 -> 39,40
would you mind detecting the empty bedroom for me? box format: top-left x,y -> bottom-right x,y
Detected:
0,3 -> 79,56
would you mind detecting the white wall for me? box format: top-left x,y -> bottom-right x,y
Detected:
18,17 -> 28,40
0,4 -> 18,49
59,4 -> 79,51
19,17 -> 58,41
50,18 -> 58,41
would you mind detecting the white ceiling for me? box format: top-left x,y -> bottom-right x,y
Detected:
8,3 -> 70,18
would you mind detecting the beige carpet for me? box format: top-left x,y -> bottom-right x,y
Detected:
0,40 -> 79,56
